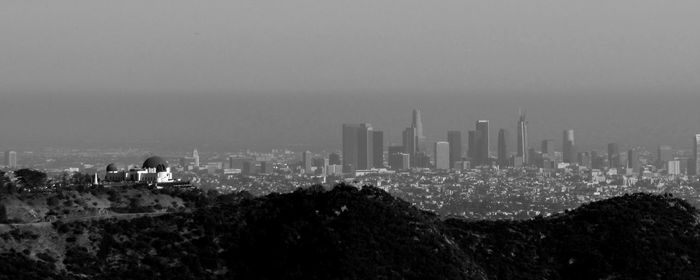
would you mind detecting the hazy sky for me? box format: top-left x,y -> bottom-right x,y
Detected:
1,1 -> 700,151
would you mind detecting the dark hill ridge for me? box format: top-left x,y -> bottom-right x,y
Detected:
1,186 -> 700,280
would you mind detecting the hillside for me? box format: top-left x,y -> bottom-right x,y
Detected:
1,185 -> 699,279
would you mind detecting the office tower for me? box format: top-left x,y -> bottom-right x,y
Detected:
562,130 -> 575,163
302,151 -> 313,174
242,160 -> 257,175
328,153 -> 341,165
627,149 -> 639,171
434,141 -> 450,170
398,153 -> 411,170
497,129 -> 509,167
192,149 -> 200,168
388,145 -> 405,170
467,130 -> 476,160
541,140 -> 554,159
476,120 -> 490,166
657,145 -> 673,168
260,161 -> 273,174
692,134 -> 700,176
342,123 -> 373,173
591,151 -> 605,170
668,160 -> 681,175
372,130 -> 384,168
412,109 -> 426,151
447,131 -> 462,169
578,152 -> 591,168
4,151 -> 17,169
528,148 -> 539,166
517,110 -> 528,164
403,127 -> 417,164
607,143 -> 620,168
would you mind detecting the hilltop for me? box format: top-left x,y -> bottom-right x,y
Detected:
0,185 -> 699,279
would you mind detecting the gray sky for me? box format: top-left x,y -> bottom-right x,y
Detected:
2,0 -> 700,95
1,1 -> 700,151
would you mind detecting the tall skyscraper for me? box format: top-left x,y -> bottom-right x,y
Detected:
328,153 -> 341,165
475,120 -> 490,166
607,143 -> 620,168
657,145 -> 673,168
517,110 -> 528,165
372,130 -> 384,168
434,141 -> 450,170
192,149 -> 200,168
342,123 -> 373,173
497,129 -> 509,167
402,127 -> 417,164
692,134 -> 700,176
467,130 -> 476,160
4,151 -> 17,169
541,139 -> 554,159
627,149 -> 639,171
388,145 -> 406,170
302,151 -> 313,174
447,131 -> 462,169
412,109 -> 426,151
562,130 -> 575,163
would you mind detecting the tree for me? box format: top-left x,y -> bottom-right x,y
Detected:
13,169 -> 47,191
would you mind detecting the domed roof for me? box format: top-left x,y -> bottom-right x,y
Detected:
106,163 -> 118,172
142,156 -> 168,172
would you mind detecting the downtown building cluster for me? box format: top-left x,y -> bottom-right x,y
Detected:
340,109 -> 700,178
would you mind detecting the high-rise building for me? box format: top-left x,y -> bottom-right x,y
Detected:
628,149 -> 639,171
541,140 -> 554,159
412,109 -> 426,151
388,145 -> 406,170
434,141 -> 450,170
328,153 -> 341,165
4,150 -> 17,169
562,130 -> 575,163
692,134 -> 700,176
192,149 -> 200,168
342,123 -> 373,173
668,160 -> 681,175
372,130 -> 384,168
517,110 -> 528,164
657,145 -> 673,169
447,131 -> 462,169
476,120 -> 490,166
578,152 -> 591,168
497,129 -> 509,167
607,143 -> 620,169
402,127 -> 417,164
467,130 -> 476,160
302,151 -> 313,174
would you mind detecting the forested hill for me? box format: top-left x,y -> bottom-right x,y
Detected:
1,185 -> 699,279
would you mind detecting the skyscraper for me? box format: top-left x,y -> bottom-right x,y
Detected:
627,149 -> 639,171
497,129 -> 509,167
328,153 -> 341,165
372,130 -> 384,168
4,151 -> 17,169
402,127 -> 417,164
657,145 -> 673,168
517,110 -> 528,165
412,109 -> 426,151
302,151 -> 313,174
467,130 -> 476,160
541,139 -> 554,159
447,131 -> 462,169
342,123 -> 373,173
562,130 -> 575,163
388,145 -> 406,170
607,143 -> 620,169
434,141 -> 450,170
692,134 -> 700,176
192,149 -> 200,168
476,120 -> 490,166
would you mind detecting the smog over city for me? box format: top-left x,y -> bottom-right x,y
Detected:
2,1 -> 700,279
